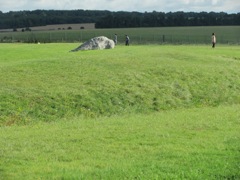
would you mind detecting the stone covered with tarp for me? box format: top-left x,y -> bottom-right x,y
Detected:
71,36 -> 115,51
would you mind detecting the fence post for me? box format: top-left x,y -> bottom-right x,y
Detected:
49,32 -> 51,42
81,31 -> 82,42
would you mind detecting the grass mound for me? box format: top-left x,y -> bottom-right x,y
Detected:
0,43 -> 240,179
0,44 -> 240,125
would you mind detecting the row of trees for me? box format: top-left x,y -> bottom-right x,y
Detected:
0,10 -> 108,29
0,10 -> 239,30
96,11 -> 240,28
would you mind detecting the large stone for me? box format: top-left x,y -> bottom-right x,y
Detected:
71,36 -> 115,52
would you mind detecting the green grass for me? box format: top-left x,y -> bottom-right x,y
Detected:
1,44 -> 240,125
0,43 -> 240,179
1,26 -> 240,44
1,105 -> 239,179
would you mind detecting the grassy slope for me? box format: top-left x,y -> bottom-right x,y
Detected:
0,44 -> 240,125
0,44 -> 240,178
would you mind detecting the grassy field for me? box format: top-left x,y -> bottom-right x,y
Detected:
1,106 -> 239,179
0,43 -> 240,179
1,26 -> 240,44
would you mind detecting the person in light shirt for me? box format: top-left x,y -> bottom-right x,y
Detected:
212,33 -> 216,48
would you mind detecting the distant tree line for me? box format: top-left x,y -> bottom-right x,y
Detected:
0,10 -> 239,30
0,10 -> 108,29
96,11 -> 240,28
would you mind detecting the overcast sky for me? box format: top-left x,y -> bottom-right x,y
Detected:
0,0 -> 239,13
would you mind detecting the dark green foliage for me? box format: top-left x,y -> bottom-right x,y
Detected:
0,10 -> 110,29
96,11 -> 240,28
0,10 -> 239,29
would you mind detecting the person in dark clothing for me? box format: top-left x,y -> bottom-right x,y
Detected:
125,35 -> 130,46
114,34 -> 117,45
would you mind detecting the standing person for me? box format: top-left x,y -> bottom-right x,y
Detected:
114,34 -> 117,45
125,35 -> 130,46
212,33 -> 216,48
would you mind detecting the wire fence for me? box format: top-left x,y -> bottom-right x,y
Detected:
0,31 -> 239,45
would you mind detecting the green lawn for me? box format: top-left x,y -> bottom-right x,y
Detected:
1,43 -> 240,125
1,105 -> 240,179
0,43 -> 240,179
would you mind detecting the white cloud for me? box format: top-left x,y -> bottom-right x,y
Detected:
182,0 -> 190,5
212,0 -> 218,5
0,0 -> 239,13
